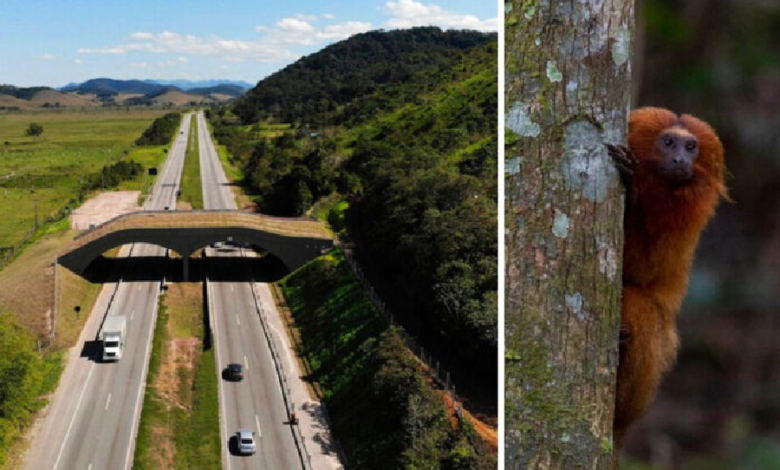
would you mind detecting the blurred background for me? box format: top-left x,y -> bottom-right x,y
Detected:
623,0 -> 780,468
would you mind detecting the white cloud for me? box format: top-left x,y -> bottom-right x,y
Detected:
40,53 -> 55,60
271,18 -> 318,45
74,58 -> 84,65
382,0 -> 497,32
131,62 -> 148,68
79,46 -> 126,54
276,18 -> 315,33
79,30 -> 295,63
317,21 -> 372,40
322,13 -> 335,20
178,56 -> 188,63
255,25 -> 268,32
296,13 -> 318,22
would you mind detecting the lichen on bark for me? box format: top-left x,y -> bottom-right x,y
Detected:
504,0 -> 634,468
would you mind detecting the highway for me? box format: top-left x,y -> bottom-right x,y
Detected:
23,113 -> 192,470
197,111 -> 302,469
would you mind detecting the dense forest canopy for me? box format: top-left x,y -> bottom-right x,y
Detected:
232,27 -> 495,125
211,29 -> 498,405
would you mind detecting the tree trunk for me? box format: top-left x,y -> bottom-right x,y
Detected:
504,1 -> 634,468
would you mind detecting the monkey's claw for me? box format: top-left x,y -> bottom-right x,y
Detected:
606,144 -> 636,187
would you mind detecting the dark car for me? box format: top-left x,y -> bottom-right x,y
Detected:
225,363 -> 243,381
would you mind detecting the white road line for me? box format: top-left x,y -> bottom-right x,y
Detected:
88,464 -> 92,470
210,279 -> 231,470
230,284 -> 234,292
53,363 -> 95,470
130,310 -> 135,322
137,284 -> 142,291
123,283 -> 160,470
236,314 -> 240,326
255,415 -> 262,438
105,393 -> 111,411
244,355 -> 249,370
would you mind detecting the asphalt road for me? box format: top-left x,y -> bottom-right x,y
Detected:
197,111 -> 302,469
24,113 -> 192,470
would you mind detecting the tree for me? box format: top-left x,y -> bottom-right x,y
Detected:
25,123 -> 43,141
504,1 -> 633,468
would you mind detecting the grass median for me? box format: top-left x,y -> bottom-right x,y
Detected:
133,281 -> 219,469
178,116 -> 203,210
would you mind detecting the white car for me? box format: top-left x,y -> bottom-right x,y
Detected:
236,429 -> 256,455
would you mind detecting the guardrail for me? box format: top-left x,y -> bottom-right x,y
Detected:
240,247 -> 312,469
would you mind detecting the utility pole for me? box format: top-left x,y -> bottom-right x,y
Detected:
31,187 -> 38,230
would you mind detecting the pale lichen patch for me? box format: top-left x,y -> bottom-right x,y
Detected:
506,157 -> 523,175
561,121 -> 616,203
506,102 -> 541,137
546,60 -> 563,82
597,237 -> 619,281
612,25 -> 631,67
552,212 -> 570,238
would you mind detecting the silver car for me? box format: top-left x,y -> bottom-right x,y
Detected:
236,429 -> 257,455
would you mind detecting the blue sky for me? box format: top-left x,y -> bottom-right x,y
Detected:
0,0 -> 497,88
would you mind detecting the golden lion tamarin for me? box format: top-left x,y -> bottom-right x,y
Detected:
606,108 -> 728,453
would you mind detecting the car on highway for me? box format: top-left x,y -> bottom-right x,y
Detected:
236,429 -> 257,455
225,363 -> 243,381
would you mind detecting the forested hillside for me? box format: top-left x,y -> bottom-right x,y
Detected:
210,29 -> 497,419
232,27 -> 494,125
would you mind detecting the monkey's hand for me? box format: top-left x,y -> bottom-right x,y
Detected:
606,144 -> 637,189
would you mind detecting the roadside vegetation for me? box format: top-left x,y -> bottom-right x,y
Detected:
0,315 -> 63,467
280,250 -> 494,469
134,282 -> 220,469
209,29 -> 498,417
134,112 -> 182,146
178,117 -> 203,209
0,109 -> 183,466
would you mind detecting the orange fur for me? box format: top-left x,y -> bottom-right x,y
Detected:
613,108 -> 727,451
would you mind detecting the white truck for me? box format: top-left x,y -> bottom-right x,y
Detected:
101,316 -> 127,361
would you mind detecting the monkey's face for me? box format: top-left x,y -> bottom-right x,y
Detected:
655,127 -> 698,185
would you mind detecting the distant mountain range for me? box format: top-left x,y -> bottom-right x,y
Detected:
58,78 -> 251,97
0,78 -> 251,109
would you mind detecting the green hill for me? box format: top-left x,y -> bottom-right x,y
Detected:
210,31 -> 497,416
232,27 -> 495,125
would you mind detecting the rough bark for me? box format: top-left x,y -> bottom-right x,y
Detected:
504,0 -> 634,468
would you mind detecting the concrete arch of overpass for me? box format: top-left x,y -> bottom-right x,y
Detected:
58,226 -> 334,281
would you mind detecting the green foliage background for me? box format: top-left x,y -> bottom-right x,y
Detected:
211,33 -> 498,401
281,251 -> 493,469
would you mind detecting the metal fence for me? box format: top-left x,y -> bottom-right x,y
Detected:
339,242 -> 495,456
338,241 -> 463,415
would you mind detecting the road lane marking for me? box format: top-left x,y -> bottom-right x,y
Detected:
53,363 -> 95,470
255,415 -> 262,438
230,284 -> 234,292
124,283 -> 161,470
130,310 -> 135,322
138,284 -> 142,291
88,464 -> 92,470
105,393 -> 111,411
236,315 -> 240,326
244,355 -> 249,370
210,280 -> 231,470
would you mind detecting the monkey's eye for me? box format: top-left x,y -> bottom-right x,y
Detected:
686,141 -> 697,152
663,137 -> 673,147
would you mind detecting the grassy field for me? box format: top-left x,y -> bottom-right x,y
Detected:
134,282 -> 220,469
179,117 -> 203,209
0,219 -> 103,343
0,109 -> 166,250
117,145 -> 170,202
